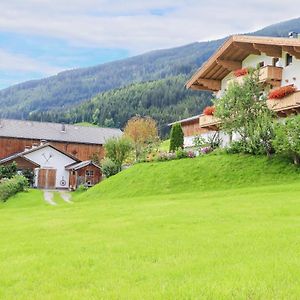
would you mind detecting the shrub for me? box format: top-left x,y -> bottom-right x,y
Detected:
0,175 -> 28,202
77,184 -> 88,192
105,137 -> 133,171
187,151 -> 196,158
101,158 -> 119,178
0,162 -> 17,179
268,85 -> 296,99
203,106 -> 215,116
175,149 -> 188,159
200,146 -> 213,155
226,140 -> 246,154
156,152 -> 176,162
273,115 -> 300,164
22,169 -> 35,186
234,68 -> 248,77
169,123 -> 184,152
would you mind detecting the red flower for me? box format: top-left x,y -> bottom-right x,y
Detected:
268,85 -> 296,100
234,68 -> 248,77
203,106 -> 215,116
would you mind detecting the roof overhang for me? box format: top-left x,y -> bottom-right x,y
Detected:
186,35 -> 300,92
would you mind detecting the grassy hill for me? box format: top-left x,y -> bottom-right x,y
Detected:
1,18 -> 300,121
2,154 -> 300,298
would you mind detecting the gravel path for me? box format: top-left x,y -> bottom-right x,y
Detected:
59,191 -> 73,204
43,191 -> 57,206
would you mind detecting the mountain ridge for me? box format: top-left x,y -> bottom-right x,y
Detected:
1,17 -> 300,123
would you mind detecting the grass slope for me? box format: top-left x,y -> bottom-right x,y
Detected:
83,154 -> 300,199
1,154 -> 300,299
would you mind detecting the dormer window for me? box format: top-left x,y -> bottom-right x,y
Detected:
286,53 -> 293,66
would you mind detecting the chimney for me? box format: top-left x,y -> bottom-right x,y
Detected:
289,31 -> 299,39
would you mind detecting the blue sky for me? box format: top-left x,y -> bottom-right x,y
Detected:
0,0 -> 299,89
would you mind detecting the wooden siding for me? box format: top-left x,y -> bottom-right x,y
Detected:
0,137 -> 104,161
69,165 -> 102,190
2,156 -> 38,170
181,119 -> 209,137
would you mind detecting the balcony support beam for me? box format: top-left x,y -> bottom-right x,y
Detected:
197,79 -> 221,91
253,44 -> 282,57
232,42 -> 261,55
216,59 -> 242,71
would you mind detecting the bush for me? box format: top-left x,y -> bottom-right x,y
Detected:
0,162 -> 17,179
77,184 -> 88,192
226,140 -> 246,154
105,137 -> 133,171
0,175 -> 29,202
156,152 -> 176,162
273,115 -> 300,164
169,123 -> 184,152
175,149 -> 188,159
101,158 -> 119,178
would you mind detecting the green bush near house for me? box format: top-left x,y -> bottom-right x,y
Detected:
0,175 -> 28,201
273,115 -> 300,164
169,123 -> 184,151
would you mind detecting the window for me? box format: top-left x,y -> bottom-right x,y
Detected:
258,61 -> 264,68
85,170 -> 94,177
286,53 -> 293,66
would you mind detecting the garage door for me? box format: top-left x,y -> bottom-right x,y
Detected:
38,169 -> 56,189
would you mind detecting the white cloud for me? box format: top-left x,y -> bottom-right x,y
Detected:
0,49 -> 62,74
0,0 -> 299,53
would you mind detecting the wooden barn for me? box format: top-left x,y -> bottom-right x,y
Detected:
0,119 -> 122,161
0,119 -> 122,189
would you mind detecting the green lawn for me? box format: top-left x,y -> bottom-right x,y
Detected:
1,154 -> 300,299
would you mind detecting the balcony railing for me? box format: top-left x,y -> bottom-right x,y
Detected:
267,90 -> 300,114
227,66 -> 282,88
259,66 -> 282,87
199,114 -> 221,130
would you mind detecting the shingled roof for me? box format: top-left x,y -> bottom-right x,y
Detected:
0,119 -> 123,145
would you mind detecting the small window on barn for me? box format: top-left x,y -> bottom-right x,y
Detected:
72,171 -> 76,175
86,170 -> 94,177
286,53 -> 293,66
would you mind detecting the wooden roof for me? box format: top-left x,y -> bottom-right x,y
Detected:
186,35 -> 300,91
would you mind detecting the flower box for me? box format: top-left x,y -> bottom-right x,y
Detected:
203,106 -> 215,116
268,85 -> 296,100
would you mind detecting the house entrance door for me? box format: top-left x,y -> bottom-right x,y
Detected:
38,169 -> 56,189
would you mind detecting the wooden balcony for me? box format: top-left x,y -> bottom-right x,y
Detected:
267,90 -> 300,116
259,66 -> 282,87
227,66 -> 282,88
199,114 -> 221,130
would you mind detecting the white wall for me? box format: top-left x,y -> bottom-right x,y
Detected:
24,146 -> 77,189
184,131 -> 236,148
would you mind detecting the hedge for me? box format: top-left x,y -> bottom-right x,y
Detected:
0,175 -> 29,202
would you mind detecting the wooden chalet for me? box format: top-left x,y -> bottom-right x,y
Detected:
171,34 -> 300,146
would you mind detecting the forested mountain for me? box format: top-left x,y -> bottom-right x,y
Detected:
1,17 -> 300,120
28,75 -> 211,137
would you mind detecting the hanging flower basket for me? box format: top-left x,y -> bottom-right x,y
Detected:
203,106 -> 215,116
268,85 -> 296,100
234,68 -> 248,77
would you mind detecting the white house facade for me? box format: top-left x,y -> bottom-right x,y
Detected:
172,34 -> 300,148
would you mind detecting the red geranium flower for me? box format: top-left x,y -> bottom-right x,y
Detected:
268,85 -> 296,100
203,106 -> 215,116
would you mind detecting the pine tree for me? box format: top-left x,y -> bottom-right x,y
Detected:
169,123 -> 184,152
